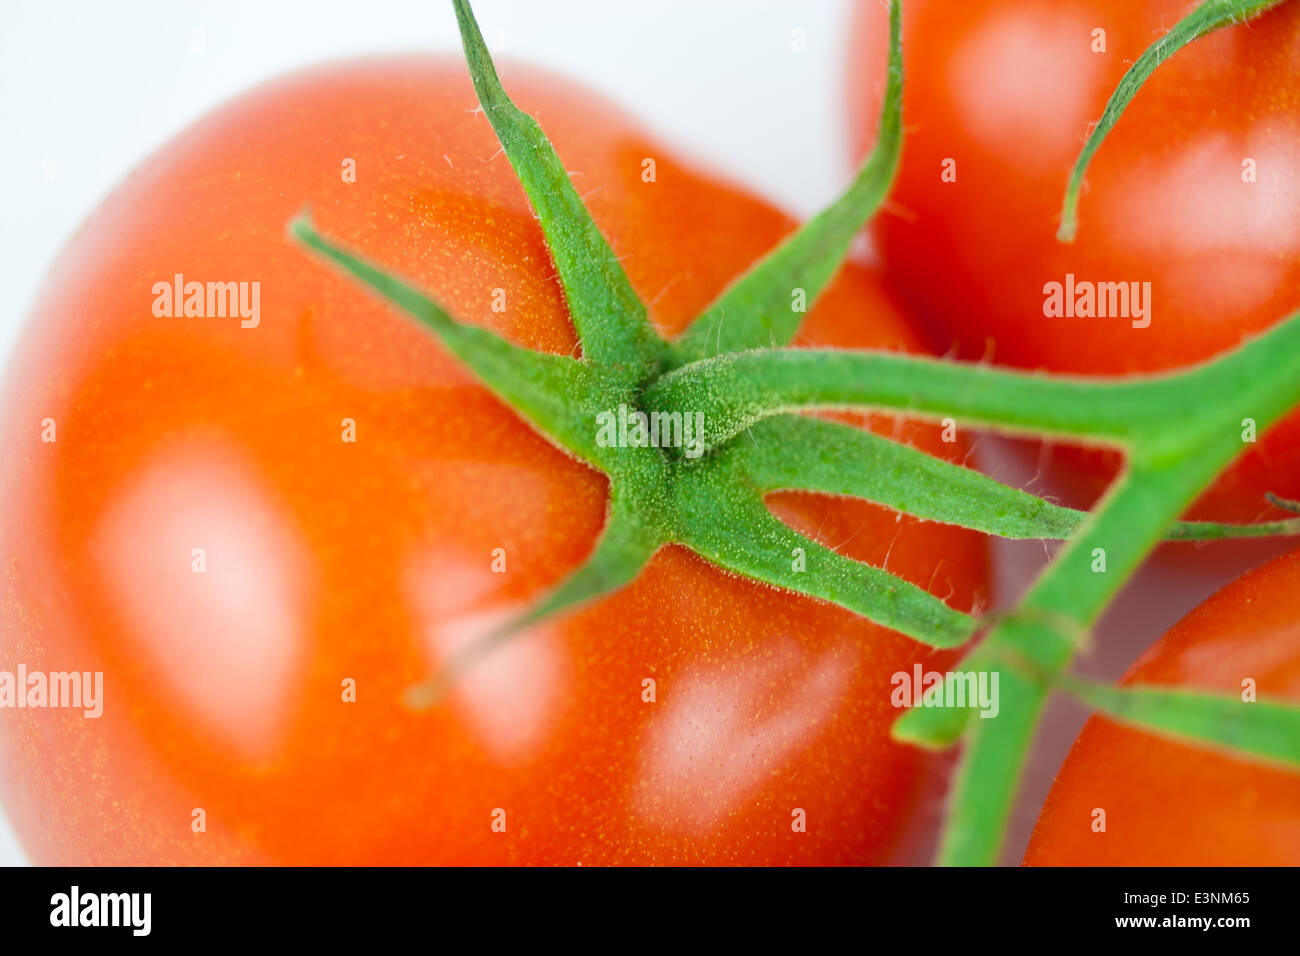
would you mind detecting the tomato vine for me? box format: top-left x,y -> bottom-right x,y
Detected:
290,0 -> 1300,864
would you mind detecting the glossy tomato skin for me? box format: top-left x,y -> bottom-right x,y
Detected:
848,0 -> 1300,520
0,56 -> 987,864
1025,549 -> 1300,866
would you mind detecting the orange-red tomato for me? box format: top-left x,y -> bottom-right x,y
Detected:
847,0 -> 1300,520
0,56 -> 987,864
1025,549 -> 1300,866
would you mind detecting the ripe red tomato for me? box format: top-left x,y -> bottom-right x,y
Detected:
1025,548 -> 1300,866
0,56 -> 987,864
847,0 -> 1300,520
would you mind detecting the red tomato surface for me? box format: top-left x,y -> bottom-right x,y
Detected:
848,0 -> 1300,520
1025,548 -> 1300,865
0,56 -> 987,864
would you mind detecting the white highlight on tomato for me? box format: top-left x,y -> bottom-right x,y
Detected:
949,5 -> 1102,170
91,440 -> 310,760
406,550 -> 564,765
634,638 -> 850,833
1106,123 -> 1300,317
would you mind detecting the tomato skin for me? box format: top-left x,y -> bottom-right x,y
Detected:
1025,549 -> 1300,866
847,0 -> 1300,520
0,56 -> 987,864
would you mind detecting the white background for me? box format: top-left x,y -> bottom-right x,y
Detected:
0,0 -> 1285,866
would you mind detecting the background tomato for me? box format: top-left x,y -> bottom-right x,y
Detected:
1025,548 -> 1300,865
847,0 -> 1300,520
0,56 -> 987,864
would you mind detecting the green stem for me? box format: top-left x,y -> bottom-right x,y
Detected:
935,466 -> 1194,864
933,415 -> 1300,864
650,310 -> 1300,455
671,460 -> 976,648
290,214 -> 612,466
405,475 -> 667,708
451,0 -> 667,371
671,0 -> 904,363
737,415 -> 1300,542
1061,675 -> 1300,768
1057,0 -> 1285,241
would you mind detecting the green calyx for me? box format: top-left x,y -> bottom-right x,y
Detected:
292,0 -> 1300,865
